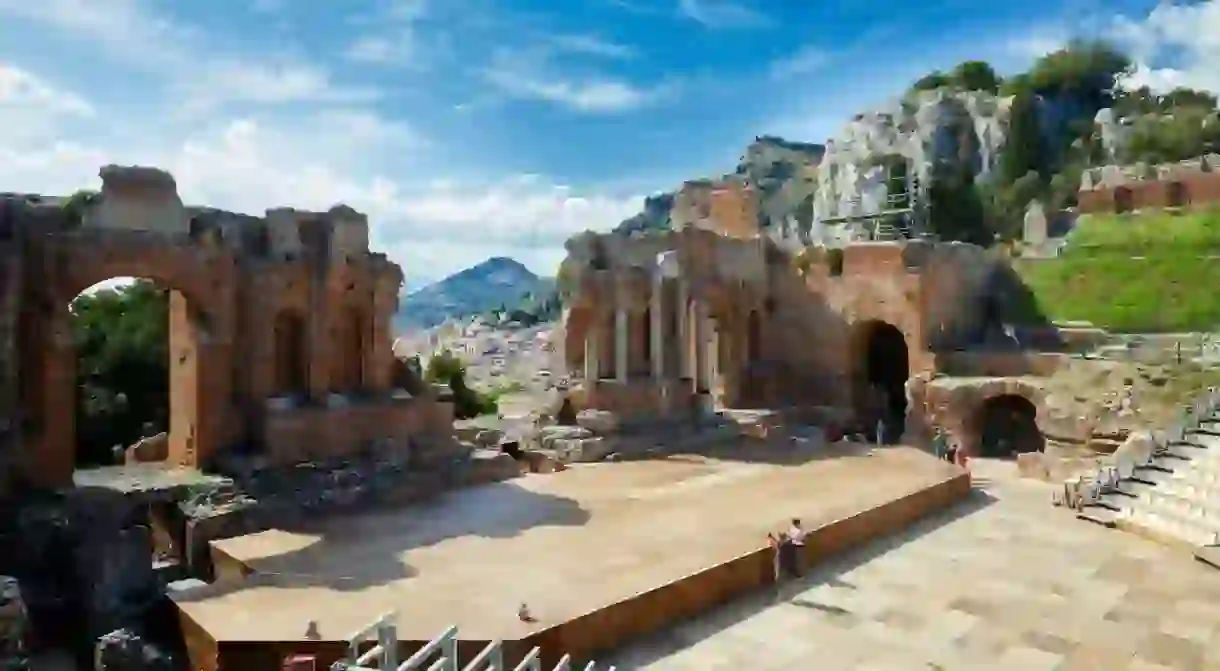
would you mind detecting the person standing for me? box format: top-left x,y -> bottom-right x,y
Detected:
786,519 -> 806,578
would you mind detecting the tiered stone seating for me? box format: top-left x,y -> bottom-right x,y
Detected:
1076,393 -> 1220,550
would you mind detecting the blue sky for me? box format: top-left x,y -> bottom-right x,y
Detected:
0,0 -> 1215,287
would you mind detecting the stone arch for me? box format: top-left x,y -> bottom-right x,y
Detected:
1114,186 -> 1134,214
330,305 -> 367,392
1166,180 -> 1187,208
19,236 -> 233,487
747,308 -> 763,362
273,309 -> 308,395
974,393 -> 1044,458
850,320 -> 910,443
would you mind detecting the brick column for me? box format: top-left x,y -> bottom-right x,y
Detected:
651,274 -> 664,380
615,306 -> 629,384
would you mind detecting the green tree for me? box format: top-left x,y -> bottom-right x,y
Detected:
911,71 -> 951,92
424,349 -> 498,419
927,161 -> 989,245
71,280 -> 169,466
950,61 -> 1001,93
999,87 -> 1045,184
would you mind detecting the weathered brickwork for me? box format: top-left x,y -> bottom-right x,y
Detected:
1077,154 -> 1220,214
558,208 -> 1008,437
0,165 -> 448,489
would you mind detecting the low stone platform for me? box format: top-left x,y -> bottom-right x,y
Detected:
173,444 -> 969,669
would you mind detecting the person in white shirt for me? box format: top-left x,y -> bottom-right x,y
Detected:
786,518 -> 806,577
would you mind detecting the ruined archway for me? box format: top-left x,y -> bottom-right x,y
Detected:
853,320 -> 910,443
1114,186 -> 1134,214
46,275 -> 213,479
1167,181 -> 1187,208
976,394 -> 1044,458
274,310 -> 308,395
18,236 -> 233,488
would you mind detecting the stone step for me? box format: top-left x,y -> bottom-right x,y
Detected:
1077,507 -> 1119,528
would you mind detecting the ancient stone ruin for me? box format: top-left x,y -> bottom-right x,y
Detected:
0,166 -> 520,669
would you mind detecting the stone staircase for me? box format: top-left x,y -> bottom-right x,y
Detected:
1072,391 -> 1220,551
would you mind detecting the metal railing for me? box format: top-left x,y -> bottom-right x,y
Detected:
333,615 -> 613,671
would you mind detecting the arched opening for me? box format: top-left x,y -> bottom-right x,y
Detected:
1114,186 -> 1134,214
855,321 -> 909,444
747,309 -> 762,362
68,277 -> 203,470
641,307 -> 652,369
273,310 -> 308,396
330,307 -> 366,392
977,394 -> 1044,458
1166,181 -> 1187,208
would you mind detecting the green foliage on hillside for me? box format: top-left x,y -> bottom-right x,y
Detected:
424,349 -> 499,419
71,280 -> 169,466
907,40 -> 1218,246
1016,208 -> 1220,332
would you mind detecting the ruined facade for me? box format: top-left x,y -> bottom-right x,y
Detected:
0,165 -> 453,490
558,210 -> 1009,439
1077,154 -> 1220,214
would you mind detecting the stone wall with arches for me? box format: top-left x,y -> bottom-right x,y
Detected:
559,226 -> 996,430
920,377 -> 1048,457
1,165 -> 440,490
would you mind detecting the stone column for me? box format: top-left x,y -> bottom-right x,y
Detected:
692,300 -> 707,392
615,305 -> 629,384
651,275 -> 665,380
584,312 -> 600,382
677,278 -> 690,380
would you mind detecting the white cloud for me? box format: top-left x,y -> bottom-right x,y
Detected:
769,46 -> 831,80
482,48 -> 667,113
0,0 -> 648,284
677,0 -> 770,29
0,61 -> 641,282
551,34 -> 638,60
0,0 -> 367,112
1004,26 -> 1070,60
1111,0 -> 1220,94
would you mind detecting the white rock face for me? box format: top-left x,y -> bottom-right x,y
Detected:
805,90 -> 1010,242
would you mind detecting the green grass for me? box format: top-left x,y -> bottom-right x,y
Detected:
1014,207 -> 1220,332
1065,206 -> 1220,254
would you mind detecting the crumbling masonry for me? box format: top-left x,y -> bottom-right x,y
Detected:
0,165 -> 454,491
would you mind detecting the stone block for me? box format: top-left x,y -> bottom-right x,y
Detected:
537,425 -> 593,450
576,409 -> 620,435
463,449 -> 520,485
474,428 -> 504,447
554,436 -> 612,462
1016,452 -> 1051,481
124,432 -> 168,464
521,450 -> 566,474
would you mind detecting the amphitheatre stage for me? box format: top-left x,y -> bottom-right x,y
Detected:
173,443 -> 969,669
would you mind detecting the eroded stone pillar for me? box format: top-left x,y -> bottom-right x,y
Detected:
584,312 -> 601,382
615,306 -> 629,384
677,278 -> 690,380
650,275 -> 664,380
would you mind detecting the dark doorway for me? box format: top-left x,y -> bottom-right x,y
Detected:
977,394 -> 1044,458
1166,181 -> 1187,208
856,321 -> 909,444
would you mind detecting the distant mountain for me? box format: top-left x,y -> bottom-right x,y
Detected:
395,257 -> 551,331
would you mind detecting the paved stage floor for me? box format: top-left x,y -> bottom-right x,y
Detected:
601,459 -> 1220,671
175,443 -> 956,642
